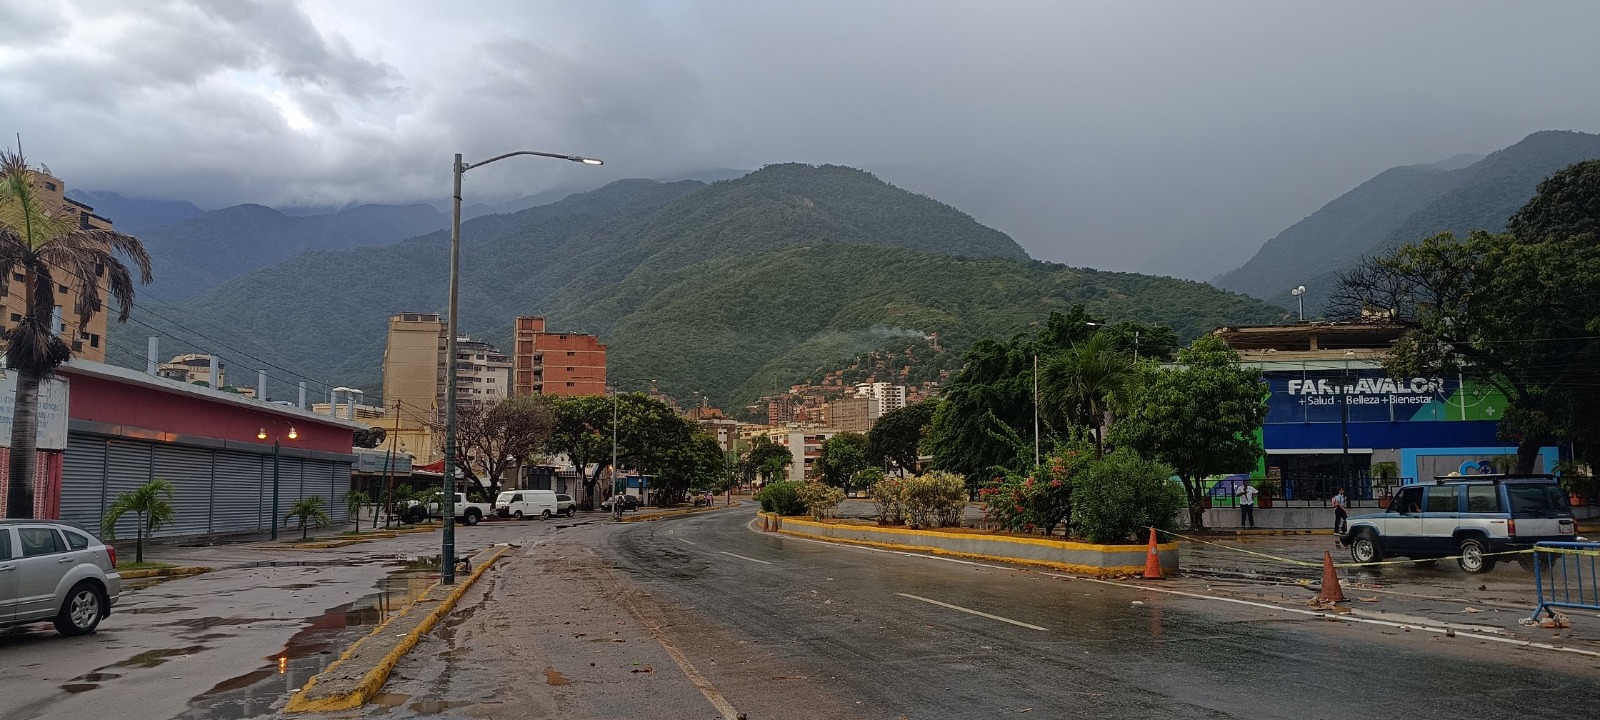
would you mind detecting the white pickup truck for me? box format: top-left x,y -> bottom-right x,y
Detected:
398,492 -> 495,526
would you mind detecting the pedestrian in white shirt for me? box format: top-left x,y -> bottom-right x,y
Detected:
1237,481 -> 1259,528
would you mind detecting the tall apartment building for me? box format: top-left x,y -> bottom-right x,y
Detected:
452,337 -> 512,405
822,396 -> 872,433
380,312 -> 447,418
512,316 -> 607,397
854,382 -> 908,421
3,169 -> 115,362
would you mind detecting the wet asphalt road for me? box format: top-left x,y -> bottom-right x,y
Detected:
354,506 -> 1600,720
10,507 -> 1600,719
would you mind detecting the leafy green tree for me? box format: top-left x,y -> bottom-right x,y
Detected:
1099,321 -> 1180,362
1,151 -> 152,518
655,432 -> 726,505
815,432 -> 869,493
285,496 -> 332,540
1109,336 -> 1268,530
866,400 -> 937,474
1041,332 -> 1137,458
743,435 -> 793,484
549,395 -> 617,504
101,478 -> 176,563
755,480 -> 806,515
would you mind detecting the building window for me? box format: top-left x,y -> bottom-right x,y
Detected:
566,382 -> 575,387
566,351 -> 575,356
90,334 -> 100,348
43,181 -> 57,191
11,272 -> 22,282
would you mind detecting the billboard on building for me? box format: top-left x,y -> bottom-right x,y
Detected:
0,374 -> 69,450
1265,371 -> 1504,425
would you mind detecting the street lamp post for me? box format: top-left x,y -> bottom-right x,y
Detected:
443,149 -> 602,584
257,420 -> 298,540
1292,285 -> 1306,322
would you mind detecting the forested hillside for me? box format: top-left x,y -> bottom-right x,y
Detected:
110,164 -> 1284,408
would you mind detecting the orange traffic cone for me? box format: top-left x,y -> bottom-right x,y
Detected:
1143,528 -> 1165,580
1316,550 -> 1344,603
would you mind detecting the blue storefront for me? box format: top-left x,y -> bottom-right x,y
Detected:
1255,360 -> 1558,498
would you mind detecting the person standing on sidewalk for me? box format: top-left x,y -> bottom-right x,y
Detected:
1332,487 -> 1349,536
1236,480 -> 1258,528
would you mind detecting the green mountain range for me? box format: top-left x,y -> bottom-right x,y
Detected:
109,164 -> 1285,408
1215,130 -> 1600,313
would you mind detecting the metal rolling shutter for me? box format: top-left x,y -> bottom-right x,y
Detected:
306,459 -> 347,524
102,441 -> 154,541
274,456 -> 306,532
60,436 -> 109,532
153,445 -> 212,538
212,450 -> 266,534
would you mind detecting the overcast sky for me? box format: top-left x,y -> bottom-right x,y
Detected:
4,1 -> 1598,280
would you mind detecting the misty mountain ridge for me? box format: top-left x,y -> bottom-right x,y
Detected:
65,190 -> 203,235
1214,130 -> 1600,311
107,163 -> 1283,408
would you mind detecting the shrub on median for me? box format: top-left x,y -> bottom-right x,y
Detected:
1069,448 -> 1183,544
796,481 -> 846,520
756,480 -> 807,515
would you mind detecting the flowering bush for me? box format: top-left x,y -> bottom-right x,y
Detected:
872,475 -> 907,525
903,471 -> 968,527
980,443 -> 1093,535
796,481 -> 846,520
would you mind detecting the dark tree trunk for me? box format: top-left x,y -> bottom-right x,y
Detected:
135,514 -> 145,564
1517,439 -> 1542,475
1182,476 -> 1207,531
6,368 -> 41,519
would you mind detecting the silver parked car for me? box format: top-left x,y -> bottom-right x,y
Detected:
0,520 -> 121,635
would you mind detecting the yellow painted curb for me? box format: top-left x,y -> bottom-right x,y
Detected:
283,544 -> 512,713
764,513 -> 1178,553
619,501 -> 743,523
773,526 -> 1150,577
118,566 -> 211,579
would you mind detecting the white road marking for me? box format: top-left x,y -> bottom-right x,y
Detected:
679,538 -> 698,546
896,592 -> 1048,631
719,551 -> 772,564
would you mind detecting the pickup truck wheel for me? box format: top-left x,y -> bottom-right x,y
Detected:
462,509 -> 481,526
540,510 -> 552,521
513,510 -> 524,520
1349,531 -> 1382,564
1457,537 -> 1495,574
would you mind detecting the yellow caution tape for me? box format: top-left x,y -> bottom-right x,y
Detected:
1151,527 -> 1554,570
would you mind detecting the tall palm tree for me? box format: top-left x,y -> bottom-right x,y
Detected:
0,150 -> 152,518
1041,333 -> 1138,458
285,496 -> 332,540
100,478 -> 177,563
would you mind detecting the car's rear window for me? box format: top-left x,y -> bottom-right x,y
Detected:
64,530 -> 90,550
1466,485 -> 1501,513
1506,484 -> 1571,517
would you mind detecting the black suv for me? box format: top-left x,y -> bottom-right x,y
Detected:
1343,475 -> 1577,573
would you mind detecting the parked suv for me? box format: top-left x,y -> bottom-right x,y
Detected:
555,494 -> 577,518
0,520 -> 121,636
1343,476 -> 1577,573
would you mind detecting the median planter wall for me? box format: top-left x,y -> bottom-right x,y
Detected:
760,513 -> 1178,576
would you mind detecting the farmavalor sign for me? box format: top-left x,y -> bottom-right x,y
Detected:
0,373 -> 70,450
1268,373 -> 1466,424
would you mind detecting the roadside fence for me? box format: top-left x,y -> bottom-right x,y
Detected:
1531,541 -> 1600,622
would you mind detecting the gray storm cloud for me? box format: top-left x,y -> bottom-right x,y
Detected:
3,0 -> 1599,280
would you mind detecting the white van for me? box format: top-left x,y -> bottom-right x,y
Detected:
496,489 -> 560,520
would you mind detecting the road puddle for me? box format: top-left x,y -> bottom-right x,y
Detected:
109,646 -> 208,669
372,692 -> 410,708
409,699 -> 460,713
176,568 -> 438,719
60,683 -> 99,693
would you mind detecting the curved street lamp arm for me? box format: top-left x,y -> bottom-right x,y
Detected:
462,150 -> 603,172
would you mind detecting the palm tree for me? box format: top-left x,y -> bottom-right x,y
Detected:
0,150 -> 152,518
285,496 -> 332,541
1041,333 -> 1137,458
100,478 -> 176,564
344,490 -> 371,530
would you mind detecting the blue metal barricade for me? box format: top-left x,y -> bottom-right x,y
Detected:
1531,541 -> 1600,621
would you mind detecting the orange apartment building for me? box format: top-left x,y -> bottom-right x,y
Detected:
4,169 -> 114,362
512,316 -> 607,397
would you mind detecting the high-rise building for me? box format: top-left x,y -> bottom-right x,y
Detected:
512,316 -> 607,397
822,396 -> 872,433
854,382 -> 908,422
380,312 -> 446,419
452,337 -> 512,405
3,169 -> 115,362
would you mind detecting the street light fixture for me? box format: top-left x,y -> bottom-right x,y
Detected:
442,149 -> 603,584
258,420 -> 298,540
1291,285 -> 1307,322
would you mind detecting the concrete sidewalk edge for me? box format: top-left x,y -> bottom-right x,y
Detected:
283,544 -> 512,713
